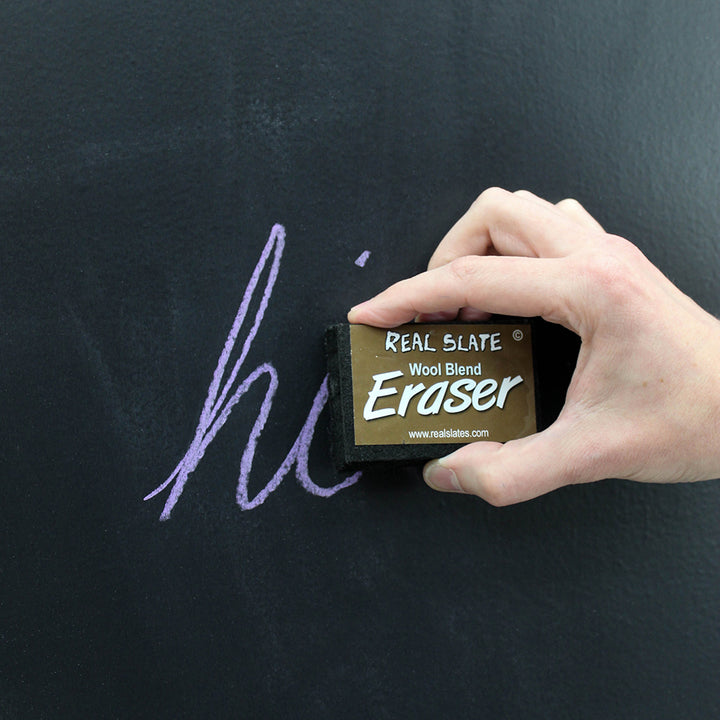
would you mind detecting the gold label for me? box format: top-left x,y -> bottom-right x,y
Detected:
350,323 -> 536,445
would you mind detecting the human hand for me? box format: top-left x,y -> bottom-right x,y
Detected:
348,188 -> 720,505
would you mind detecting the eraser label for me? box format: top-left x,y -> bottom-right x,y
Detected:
350,324 -> 536,446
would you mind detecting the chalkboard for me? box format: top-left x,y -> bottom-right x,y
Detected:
3,2 -> 720,718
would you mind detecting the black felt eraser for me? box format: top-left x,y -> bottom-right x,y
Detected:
325,321 -> 538,471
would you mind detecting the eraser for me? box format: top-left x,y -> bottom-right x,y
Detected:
325,321 -> 537,470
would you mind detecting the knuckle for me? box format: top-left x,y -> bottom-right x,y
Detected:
472,186 -> 510,213
456,465 -> 513,506
572,244 -> 642,303
556,197 -> 584,212
481,485 -> 511,507
479,473 -> 514,507
607,233 -> 648,263
581,251 -> 627,287
447,255 -> 481,284
512,189 -> 536,200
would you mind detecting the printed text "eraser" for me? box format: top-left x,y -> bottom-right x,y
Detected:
325,322 -> 537,470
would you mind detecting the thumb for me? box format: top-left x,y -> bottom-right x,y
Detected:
423,421 -> 592,505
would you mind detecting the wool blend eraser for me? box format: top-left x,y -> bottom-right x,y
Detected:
325,321 -> 537,470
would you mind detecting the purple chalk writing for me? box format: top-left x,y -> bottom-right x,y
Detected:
144,224 -> 361,520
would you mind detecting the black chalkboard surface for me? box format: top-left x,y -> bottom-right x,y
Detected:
3,2 -> 720,718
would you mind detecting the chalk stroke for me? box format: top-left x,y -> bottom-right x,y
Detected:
354,250 -> 371,268
144,224 -> 361,520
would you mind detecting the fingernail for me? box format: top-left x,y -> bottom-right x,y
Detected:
347,304 -> 364,322
423,460 -> 462,493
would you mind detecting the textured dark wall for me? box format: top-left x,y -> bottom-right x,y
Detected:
2,2 -> 720,718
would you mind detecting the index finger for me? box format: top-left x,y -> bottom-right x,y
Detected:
428,187 -> 596,270
348,254 -> 573,329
